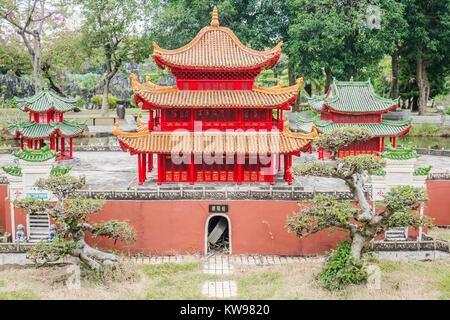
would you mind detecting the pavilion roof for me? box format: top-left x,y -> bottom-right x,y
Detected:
131,74 -> 303,109
12,145 -> 59,162
153,7 -> 282,70
296,116 -> 412,137
15,88 -> 78,113
307,79 -> 399,114
7,119 -> 86,139
113,117 -> 317,154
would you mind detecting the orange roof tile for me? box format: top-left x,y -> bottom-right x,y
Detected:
153,7 -> 282,70
112,119 -> 317,154
132,74 -> 303,108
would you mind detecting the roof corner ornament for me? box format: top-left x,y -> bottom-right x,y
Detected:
211,6 -> 219,27
296,77 -> 304,89
113,122 -> 120,136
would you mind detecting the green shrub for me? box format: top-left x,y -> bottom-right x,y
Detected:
446,108 -> 450,115
76,98 -> 86,109
318,241 -> 368,290
90,94 -> 120,108
129,94 -> 136,107
6,98 -> 18,109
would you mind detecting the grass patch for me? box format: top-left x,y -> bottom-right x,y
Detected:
428,227 -> 450,241
409,123 -> 449,137
378,261 -> 402,273
237,271 -> 282,299
143,262 -> 201,278
0,289 -> 40,300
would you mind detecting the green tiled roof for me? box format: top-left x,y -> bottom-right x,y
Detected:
7,119 -> 86,139
15,89 -> 77,113
1,165 -> 22,176
307,79 -> 398,113
296,115 -> 412,137
13,145 -> 59,162
414,165 -> 432,176
50,166 -> 72,176
380,143 -> 419,160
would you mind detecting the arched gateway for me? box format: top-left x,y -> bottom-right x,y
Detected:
205,214 -> 231,255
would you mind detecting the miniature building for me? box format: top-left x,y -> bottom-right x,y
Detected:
2,145 -> 71,242
296,79 -> 412,159
114,7 -> 317,185
368,143 -> 430,241
7,89 -> 86,160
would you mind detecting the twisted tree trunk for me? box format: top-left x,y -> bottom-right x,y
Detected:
70,229 -> 117,270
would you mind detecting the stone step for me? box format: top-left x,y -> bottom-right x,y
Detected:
30,230 -> 50,236
29,223 -> 49,227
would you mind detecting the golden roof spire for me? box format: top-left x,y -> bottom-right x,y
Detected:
211,6 -> 219,27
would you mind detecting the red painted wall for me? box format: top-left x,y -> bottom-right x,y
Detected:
0,179 -> 448,255
0,185 -> 8,232
424,180 -> 450,226
85,200 -> 347,256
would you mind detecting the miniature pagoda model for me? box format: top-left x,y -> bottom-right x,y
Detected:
296,79 -> 412,159
114,7 -> 317,185
7,89 -> 86,161
2,145 -> 71,242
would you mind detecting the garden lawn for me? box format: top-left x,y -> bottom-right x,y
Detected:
0,257 -> 448,300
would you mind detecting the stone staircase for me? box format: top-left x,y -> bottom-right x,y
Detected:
28,213 -> 50,243
385,227 -> 408,241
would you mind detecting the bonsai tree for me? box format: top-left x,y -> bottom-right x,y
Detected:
13,175 -> 135,271
287,127 -> 431,263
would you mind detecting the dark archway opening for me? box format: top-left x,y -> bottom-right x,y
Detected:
207,216 -> 230,254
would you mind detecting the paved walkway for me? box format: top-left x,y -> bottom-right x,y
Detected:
124,253 -> 315,298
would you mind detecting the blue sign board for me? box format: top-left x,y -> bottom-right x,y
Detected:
26,193 -> 48,199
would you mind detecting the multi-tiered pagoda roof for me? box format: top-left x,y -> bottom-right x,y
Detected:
114,7 -> 317,185
297,79 -> 411,158
7,89 -> 86,160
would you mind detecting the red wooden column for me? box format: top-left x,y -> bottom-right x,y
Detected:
393,137 -> 396,148
189,154 -> 195,185
237,154 -> 243,185
61,137 -> 65,157
20,137 -> 23,150
288,154 -> 293,185
27,139 -> 32,148
157,154 -> 163,185
69,138 -> 73,158
147,153 -> 153,172
55,137 -> 59,152
138,153 -> 143,185
142,153 -> 147,183
283,154 -> 287,181
269,154 -> 274,185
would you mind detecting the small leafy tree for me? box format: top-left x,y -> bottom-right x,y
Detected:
287,127 -> 432,265
13,175 -> 135,271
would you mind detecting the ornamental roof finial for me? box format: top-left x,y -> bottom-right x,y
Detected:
211,6 -> 219,27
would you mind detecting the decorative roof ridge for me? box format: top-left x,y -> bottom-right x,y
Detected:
253,78 -> 303,95
133,73 -> 302,96
10,119 -> 87,128
380,119 -> 412,126
282,115 -> 317,140
131,74 -> 178,94
113,122 -> 149,138
152,8 -> 282,58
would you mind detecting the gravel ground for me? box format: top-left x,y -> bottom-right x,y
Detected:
1,151 -> 448,191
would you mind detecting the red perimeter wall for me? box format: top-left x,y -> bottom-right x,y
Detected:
0,180 -> 448,255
